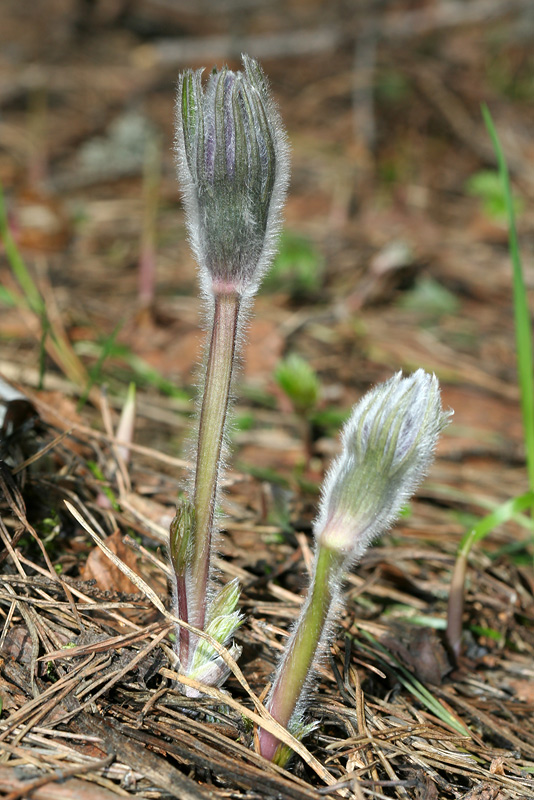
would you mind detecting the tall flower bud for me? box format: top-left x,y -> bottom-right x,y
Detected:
171,57 -> 288,687
175,54 -> 289,298
316,370 -> 452,563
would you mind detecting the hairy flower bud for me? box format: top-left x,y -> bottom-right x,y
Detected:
258,370 -> 451,764
316,370 -> 451,563
175,54 -> 289,298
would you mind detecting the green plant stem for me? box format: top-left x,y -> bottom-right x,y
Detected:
258,543 -> 342,762
190,292 -> 240,634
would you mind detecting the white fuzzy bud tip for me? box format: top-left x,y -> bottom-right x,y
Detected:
316,370 -> 452,563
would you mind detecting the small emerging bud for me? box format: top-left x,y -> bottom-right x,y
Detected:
205,576 -> 241,625
170,499 -> 195,579
316,370 -> 452,563
186,579 -> 243,696
175,54 -> 289,298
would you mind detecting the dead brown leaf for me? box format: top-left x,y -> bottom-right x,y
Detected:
82,529 -> 140,595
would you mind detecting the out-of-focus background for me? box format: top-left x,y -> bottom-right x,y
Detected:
1,2 -> 534,798
2,0 -> 533,443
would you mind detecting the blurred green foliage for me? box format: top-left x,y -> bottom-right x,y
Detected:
275,354 -> 320,417
262,231 -> 324,299
376,68 -> 411,104
465,169 -> 524,222
486,48 -> 534,102
397,276 -> 460,318
233,411 -> 255,431
309,406 -> 350,434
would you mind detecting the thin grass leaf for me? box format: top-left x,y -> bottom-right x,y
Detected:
86,461 -> 120,511
78,322 -> 123,410
458,489 -> 534,558
0,183 -> 44,315
0,285 -> 18,307
448,490 -> 534,656
0,182 -> 90,391
355,628 -> 471,737
482,105 -> 534,502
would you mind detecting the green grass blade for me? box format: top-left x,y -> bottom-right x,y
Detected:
459,489 -> 534,559
0,285 -> 18,307
354,629 -> 470,736
0,183 -> 44,315
78,322 -> 123,410
482,105 -> 534,496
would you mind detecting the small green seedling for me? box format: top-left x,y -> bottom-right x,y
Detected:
275,353 -> 320,418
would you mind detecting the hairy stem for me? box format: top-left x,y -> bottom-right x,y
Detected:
190,292 -> 240,635
258,543 -> 342,762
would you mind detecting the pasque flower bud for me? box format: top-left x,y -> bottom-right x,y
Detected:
175,54 -> 289,298
316,369 -> 451,563
171,57 -> 288,692
259,370 -> 452,764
